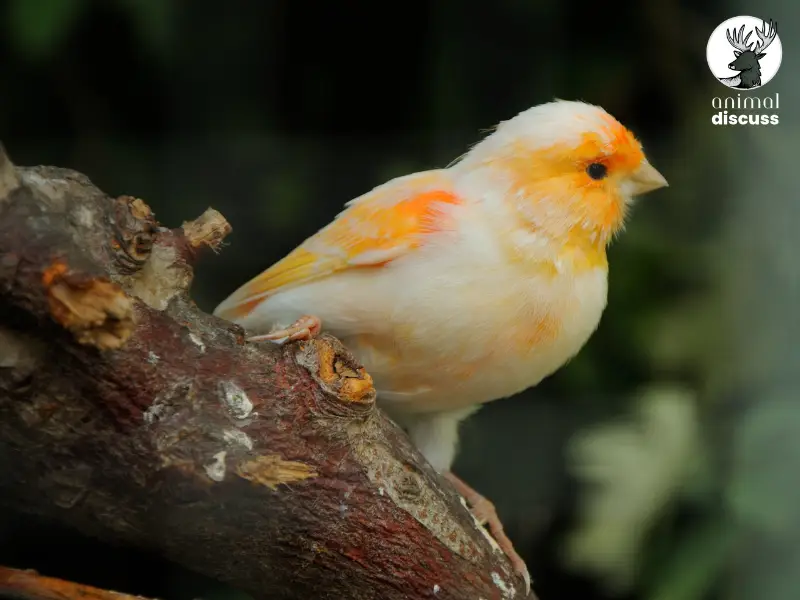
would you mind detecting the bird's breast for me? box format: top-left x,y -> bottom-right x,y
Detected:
251,219 -> 611,415
344,252 -> 609,414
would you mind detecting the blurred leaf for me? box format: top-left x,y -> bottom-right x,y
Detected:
7,0 -> 87,59
727,397 -> 800,536
562,385 -> 704,591
646,516 -> 735,600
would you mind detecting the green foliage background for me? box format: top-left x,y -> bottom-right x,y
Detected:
1,1 -> 797,599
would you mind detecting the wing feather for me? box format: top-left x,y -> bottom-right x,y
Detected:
214,170 -> 460,320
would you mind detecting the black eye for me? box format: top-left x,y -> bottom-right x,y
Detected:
586,162 -> 608,180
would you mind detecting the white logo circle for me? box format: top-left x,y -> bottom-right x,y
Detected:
707,16 -> 781,90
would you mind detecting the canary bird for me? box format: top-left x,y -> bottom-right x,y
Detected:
213,100 -> 667,593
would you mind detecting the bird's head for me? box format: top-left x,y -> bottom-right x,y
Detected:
455,100 -> 667,247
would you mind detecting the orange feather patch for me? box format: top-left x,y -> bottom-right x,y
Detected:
491,117 -> 644,260
217,173 -> 461,319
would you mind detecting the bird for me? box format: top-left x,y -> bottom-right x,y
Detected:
213,99 -> 668,594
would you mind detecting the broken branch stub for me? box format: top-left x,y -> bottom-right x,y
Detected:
0,143 -> 20,199
0,145 -> 534,600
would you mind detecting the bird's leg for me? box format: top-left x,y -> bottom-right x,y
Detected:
444,471 -> 531,595
246,315 -> 322,344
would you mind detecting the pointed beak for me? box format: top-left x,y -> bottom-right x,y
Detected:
629,159 -> 668,195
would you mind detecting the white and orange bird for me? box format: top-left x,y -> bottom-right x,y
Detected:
214,100 -> 667,592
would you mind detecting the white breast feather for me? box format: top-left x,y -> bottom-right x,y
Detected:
247,192 -> 609,417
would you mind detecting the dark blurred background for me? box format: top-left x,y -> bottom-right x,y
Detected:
1,1 -> 797,599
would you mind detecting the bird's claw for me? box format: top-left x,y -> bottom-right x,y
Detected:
473,497 -> 531,595
246,315 -> 322,344
445,472 -> 531,596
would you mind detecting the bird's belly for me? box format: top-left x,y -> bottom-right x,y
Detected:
339,265 -> 609,415
251,244 -> 609,415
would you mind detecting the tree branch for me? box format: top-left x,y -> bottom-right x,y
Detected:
0,566 -> 156,600
0,144 -> 532,600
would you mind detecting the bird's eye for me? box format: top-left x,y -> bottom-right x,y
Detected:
586,162 -> 608,180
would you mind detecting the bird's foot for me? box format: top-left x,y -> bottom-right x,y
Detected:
246,315 -> 322,345
445,471 -> 531,596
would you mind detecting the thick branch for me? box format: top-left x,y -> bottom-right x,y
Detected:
0,145 -> 532,600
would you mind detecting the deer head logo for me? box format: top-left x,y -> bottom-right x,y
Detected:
709,18 -> 780,90
722,20 -> 777,88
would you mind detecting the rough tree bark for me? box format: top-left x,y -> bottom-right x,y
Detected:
0,145 -> 532,600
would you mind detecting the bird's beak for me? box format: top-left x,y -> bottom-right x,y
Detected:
629,159 -> 668,195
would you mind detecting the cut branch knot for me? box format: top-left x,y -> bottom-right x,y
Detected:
111,195 -> 158,274
296,334 -> 376,412
42,259 -> 135,350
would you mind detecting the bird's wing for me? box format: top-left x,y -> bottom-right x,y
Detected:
214,169 -> 460,320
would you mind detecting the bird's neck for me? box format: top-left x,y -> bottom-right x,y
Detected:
453,162 -> 625,271
502,185 -> 622,271
456,157 -> 627,247
524,210 -> 611,272
485,198 -> 612,275
521,195 -> 621,243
